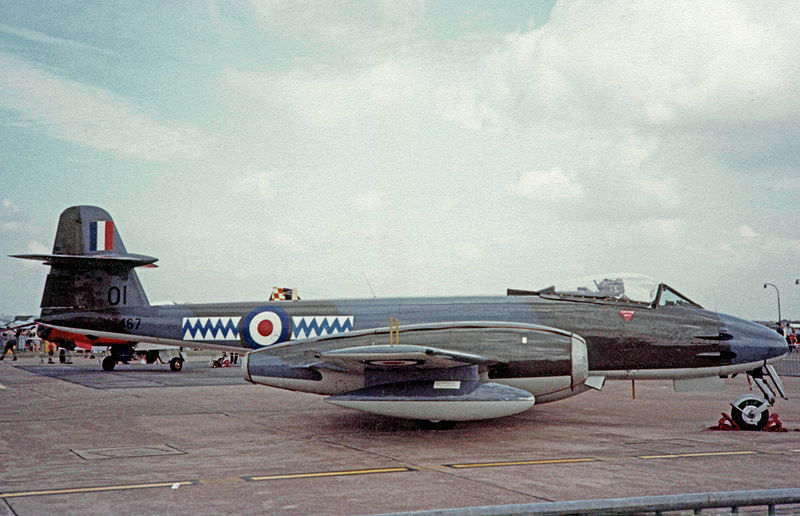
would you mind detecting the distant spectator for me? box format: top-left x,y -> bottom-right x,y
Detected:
789,330 -> 798,351
0,330 -> 18,361
46,340 -> 55,364
212,351 -> 230,368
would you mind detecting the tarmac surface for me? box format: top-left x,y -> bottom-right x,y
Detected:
2,353 -> 800,515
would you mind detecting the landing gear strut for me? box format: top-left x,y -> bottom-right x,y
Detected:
729,364 -> 788,431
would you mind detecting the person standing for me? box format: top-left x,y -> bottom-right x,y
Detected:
1,329 -> 18,361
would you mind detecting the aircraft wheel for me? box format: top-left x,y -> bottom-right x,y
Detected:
102,356 -> 116,372
169,357 -> 184,372
731,396 -> 769,431
415,420 -> 456,430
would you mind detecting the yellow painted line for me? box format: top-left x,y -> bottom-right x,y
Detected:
246,467 -> 414,481
449,458 -> 597,469
0,481 -> 196,499
197,476 -> 247,485
639,451 -> 756,460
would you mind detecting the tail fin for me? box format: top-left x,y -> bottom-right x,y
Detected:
12,206 -> 156,314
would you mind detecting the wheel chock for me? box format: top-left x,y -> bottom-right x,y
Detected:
708,412 -> 788,432
764,413 -> 788,432
709,412 -> 739,431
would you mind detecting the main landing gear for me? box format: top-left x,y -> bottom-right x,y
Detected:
727,365 -> 788,431
101,346 -> 134,371
101,347 -> 185,372
102,355 -> 117,371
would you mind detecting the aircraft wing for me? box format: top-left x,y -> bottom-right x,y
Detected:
317,344 -> 494,371
246,321 -> 588,422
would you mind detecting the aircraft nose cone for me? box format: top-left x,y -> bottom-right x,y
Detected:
718,314 -> 789,364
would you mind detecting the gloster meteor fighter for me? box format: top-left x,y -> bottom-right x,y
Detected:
13,206 -> 789,429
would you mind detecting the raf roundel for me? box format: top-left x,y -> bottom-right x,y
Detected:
240,307 -> 290,349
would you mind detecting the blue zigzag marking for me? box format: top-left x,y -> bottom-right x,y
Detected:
182,317 -> 239,340
292,317 -> 353,339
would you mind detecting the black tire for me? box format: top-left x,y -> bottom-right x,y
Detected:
102,356 -> 116,372
169,357 -> 184,372
731,398 -> 769,431
415,420 -> 456,430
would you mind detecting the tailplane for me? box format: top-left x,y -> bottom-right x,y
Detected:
12,206 -> 156,314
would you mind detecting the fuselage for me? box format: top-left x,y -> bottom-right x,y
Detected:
39,293 -> 788,380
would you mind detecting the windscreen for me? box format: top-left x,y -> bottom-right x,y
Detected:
545,274 -> 660,304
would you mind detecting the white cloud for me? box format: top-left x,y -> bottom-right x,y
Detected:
759,232 -> 800,256
0,203 -> 39,234
267,232 -> 307,253
455,242 -> 483,262
281,61 -> 425,129
770,177 -> 800,191
487,1 -> 800,129
629,174 -> 680,208
433,83 -> 501,131
0,50 -> 208,162
26,240 -> 49,255
236,171 -> 277,200
222,57 -> 500,134
2,199 -> 20,212
0,220 -> 27,232
737,225 -> 759,239
506,168 -> 584,201
639,218 -> 688,247
353,190 -> 389,212
247,0 -> 429,48
0,23 -> 112,55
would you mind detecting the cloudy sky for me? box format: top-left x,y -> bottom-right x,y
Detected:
1,1 -> 799,321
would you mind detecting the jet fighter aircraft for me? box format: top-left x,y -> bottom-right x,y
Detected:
12,206 -> 789,429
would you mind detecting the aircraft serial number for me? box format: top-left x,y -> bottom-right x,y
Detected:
115,317 -> 141,330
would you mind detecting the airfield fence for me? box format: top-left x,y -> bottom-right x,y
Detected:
376,488 -> 800,515
773,348 -> 800,376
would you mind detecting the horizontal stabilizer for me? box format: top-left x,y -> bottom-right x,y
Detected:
11,253 -> 158,270
506,288 -> 540,296
326,380 -> 535,421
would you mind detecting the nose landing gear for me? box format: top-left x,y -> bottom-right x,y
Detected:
723,364 -> 788,431
730,394 -> 770,430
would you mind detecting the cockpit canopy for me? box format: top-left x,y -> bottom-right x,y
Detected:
521,273 -> 702,308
